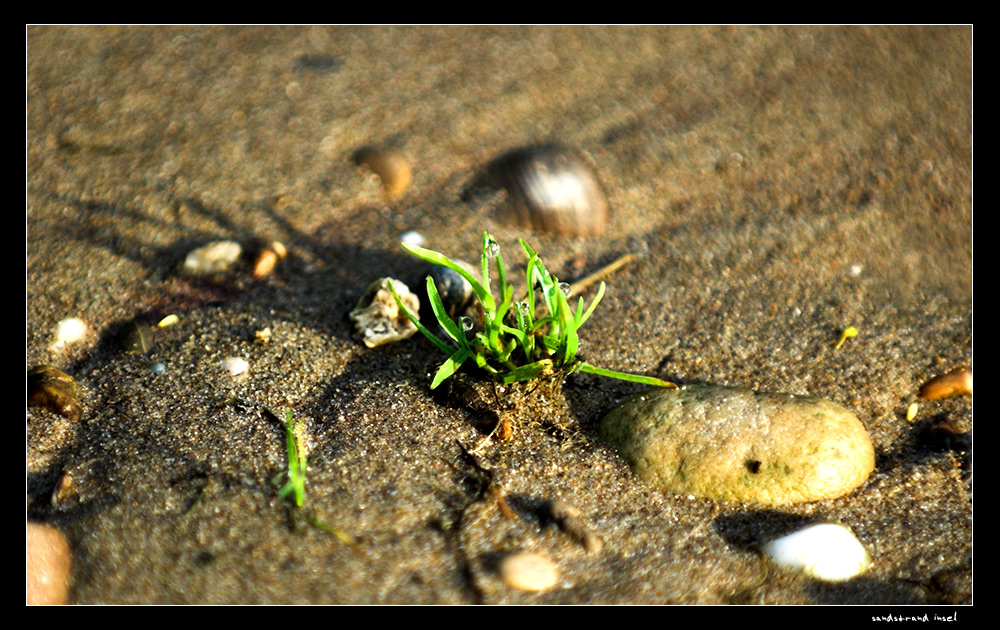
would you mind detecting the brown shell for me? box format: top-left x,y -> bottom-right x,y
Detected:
487,144 -> 608,237
27,365 -> 83,422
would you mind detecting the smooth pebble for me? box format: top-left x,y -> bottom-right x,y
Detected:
182,240 -> 242,276
760,523 -> 872,582
600,384 -> 875,505
497,552 -> 559,592
26,523 -> 72,605
51,317 -> 86,349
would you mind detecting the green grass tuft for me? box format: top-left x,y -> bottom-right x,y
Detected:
390,232 -> 674,390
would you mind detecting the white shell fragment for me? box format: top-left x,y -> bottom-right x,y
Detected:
221,357 -> 249,376
51,317 -> 87,349
497,552 -> 559,592
349,277 -> 420,348
761,523 -> 872,582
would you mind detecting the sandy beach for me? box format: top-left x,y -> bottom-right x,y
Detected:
27,26 -> 971,605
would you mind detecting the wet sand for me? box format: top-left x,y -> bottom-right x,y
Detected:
27,26 -> 971,605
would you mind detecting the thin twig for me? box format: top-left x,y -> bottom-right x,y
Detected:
567,253 -> 637,296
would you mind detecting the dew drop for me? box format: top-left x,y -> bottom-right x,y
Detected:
517,301 -> 530,315
485,238 -> 500,258
460,316 -> 474,331
558,282 -> 571,297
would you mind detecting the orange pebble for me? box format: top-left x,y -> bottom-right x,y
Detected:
919,367 -> 972,400
252,241 -> 287,278
26,523 -> 72,605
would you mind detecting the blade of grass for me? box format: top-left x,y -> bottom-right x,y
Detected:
389,279 -> 456,355
577,363 -> 676,387
401,242 -> 496,311
431,348 -> 470,389
426,276 -> 467,348
277,410 -> 306,507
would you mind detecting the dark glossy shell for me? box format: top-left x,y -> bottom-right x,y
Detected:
428,259 -> 477,317
487,144 -> 609,237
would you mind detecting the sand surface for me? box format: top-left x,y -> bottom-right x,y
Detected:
27,26 -> 971,605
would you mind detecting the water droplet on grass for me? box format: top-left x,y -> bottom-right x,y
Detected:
485,238 -> 500,258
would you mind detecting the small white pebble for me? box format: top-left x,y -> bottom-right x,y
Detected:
761,523 -> 872,582
183,240 -> 242,276
221,357 -> 249,376
849,264 -> 863,277
399,230 -> 425,247
51,318 -> 87,349
498,552 -> 559,592
157,314 -> 179,328
151,362 -> 167,375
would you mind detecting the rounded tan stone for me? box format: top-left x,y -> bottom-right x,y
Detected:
497,552 -> 559,592
599,385 -> 875,505
26,523 -> 72,605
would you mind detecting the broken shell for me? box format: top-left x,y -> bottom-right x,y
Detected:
349,277 -> 420,348
760,523 -> 872,582
486,143 -> 608,237
919,367 -> 972,400
27,365 -> 83,422
221,357 -> 249,376
354,148 -> 412,198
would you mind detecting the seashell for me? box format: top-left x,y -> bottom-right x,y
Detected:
119,321 -> 156,354
428,259 -> 477,317
919,366 -> 971,400
354,148 -> 412,198
27,365 -> 83,422
486,143 -> 609,237
349,277 -> 420,348
760,523 -> 872,582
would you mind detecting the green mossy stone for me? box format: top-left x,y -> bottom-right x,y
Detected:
599,385 -> 875,505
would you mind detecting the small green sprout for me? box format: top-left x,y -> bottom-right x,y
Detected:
389,232 -> 673,390
277,409 -> 306,507
272,409 -> 355,545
